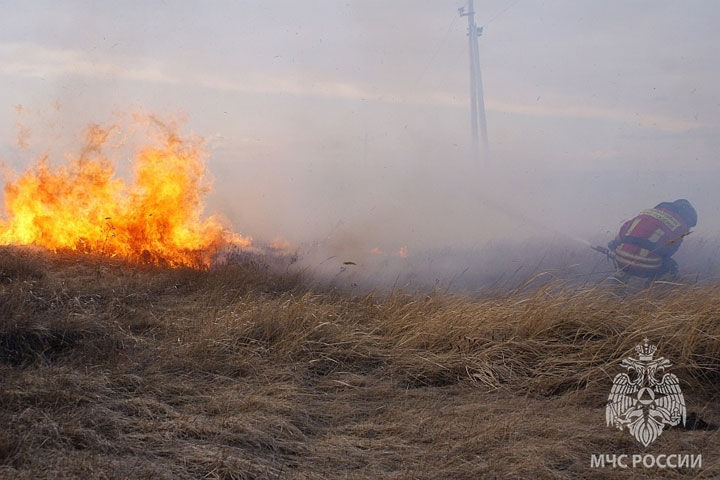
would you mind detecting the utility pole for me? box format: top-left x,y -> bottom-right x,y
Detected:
459,0 -> 489,163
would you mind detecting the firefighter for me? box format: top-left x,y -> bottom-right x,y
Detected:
608,199 -> 697,283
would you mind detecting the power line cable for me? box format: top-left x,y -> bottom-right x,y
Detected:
412,13 -> 460,89
480,0 -> 522,28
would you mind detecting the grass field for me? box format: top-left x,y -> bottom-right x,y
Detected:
1,246 -> 719,479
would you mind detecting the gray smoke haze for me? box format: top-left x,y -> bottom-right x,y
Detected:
1,1 -> 719,288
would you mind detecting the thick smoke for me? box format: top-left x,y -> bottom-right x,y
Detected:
1,1 -> 718,289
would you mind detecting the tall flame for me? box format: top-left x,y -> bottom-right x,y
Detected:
0,119 -> 250,268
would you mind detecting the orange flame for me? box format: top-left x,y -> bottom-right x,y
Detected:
0,119 -> 250,268
268,236 -> 292,252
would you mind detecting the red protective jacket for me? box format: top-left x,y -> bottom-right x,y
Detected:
612,206 -> 690,274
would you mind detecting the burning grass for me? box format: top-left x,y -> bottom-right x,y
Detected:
1,246 -> 719,479
0,118 -> 251,268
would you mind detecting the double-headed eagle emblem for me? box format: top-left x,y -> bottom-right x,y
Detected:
606,339 -> 686,447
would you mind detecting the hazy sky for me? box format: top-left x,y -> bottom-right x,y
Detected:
1,0 -> 718,253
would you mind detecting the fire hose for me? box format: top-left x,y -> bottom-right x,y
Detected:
591,245 -> 617,269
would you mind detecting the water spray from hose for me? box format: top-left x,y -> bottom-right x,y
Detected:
471,189 -> 594,248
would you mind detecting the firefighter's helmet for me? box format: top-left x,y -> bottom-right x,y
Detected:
672,199 -> 697,228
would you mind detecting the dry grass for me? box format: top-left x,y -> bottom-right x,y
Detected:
1,245 -> 719,479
